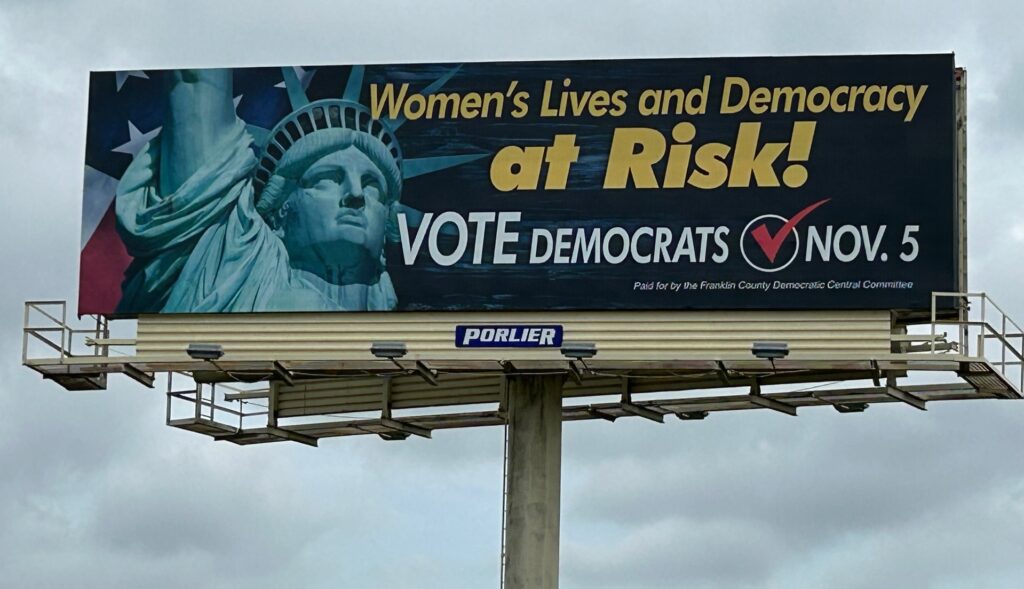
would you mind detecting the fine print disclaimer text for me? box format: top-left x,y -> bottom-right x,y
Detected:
632,279 -> 915,292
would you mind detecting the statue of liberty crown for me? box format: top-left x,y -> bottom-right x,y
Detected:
251,64 -> 484,219
254,100 -> 403,195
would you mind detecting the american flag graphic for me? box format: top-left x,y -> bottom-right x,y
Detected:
80,67 -> 318,315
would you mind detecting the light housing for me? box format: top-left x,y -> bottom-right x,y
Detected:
371,341 -> 408,359
560,341 -> 597,360
186,343 -> 224,361
751,341 -> 789,360
834,402 -> 869,414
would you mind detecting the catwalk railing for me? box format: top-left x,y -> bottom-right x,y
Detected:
931,291 -> 1024,394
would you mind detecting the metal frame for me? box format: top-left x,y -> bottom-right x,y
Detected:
931,292 -> 1024,394
21,292 -> 1024,446
956,68 -> 968,302
22,301 -> 111,362
22,301 -> 129,390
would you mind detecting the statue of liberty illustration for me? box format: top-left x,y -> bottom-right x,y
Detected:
114,66 -> 481,312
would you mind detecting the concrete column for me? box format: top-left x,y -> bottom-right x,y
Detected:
503,374 -> 564,589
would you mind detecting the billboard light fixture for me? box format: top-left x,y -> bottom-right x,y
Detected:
834,402 -> 869,414
677,411 -> 710,421
186,343 -> 224,361
751,341 -> 789,360
560,342 -> 597,360
371,341 -> 408,360
379,431 -> 411,441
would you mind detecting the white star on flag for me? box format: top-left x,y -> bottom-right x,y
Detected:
275,66 -> 316,90
115,70 -> 149,91
112,121 -> 161,156
234,94 -> 244,110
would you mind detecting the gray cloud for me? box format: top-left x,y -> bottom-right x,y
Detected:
4,1 -> 1024,588
560,402 -> 1024,588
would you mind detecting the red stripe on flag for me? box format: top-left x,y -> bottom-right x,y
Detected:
78,203 -> 131,315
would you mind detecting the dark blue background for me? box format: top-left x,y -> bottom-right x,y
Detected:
86,54 -> 958,312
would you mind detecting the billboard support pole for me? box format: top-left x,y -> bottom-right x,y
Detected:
502,374 -> 564,589
955,67 -> 969,331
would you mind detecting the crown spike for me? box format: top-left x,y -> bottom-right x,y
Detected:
256,63 -> 489,202
343,65 -> 364,102
280,66 -> 310,110
387,65 -> 463,130
403,153 -> 488,179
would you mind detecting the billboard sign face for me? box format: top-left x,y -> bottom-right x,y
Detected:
80,54 -> 957,316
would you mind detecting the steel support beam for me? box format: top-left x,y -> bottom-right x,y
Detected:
264,427 -> 318,447
587,407 -> 617,422
885,386 -> 928,410
380,418 -> 432,439
415,361 -> 439,386
503,374 -> 563,589
122,363 -> 155,388
273,361 -> 294,386
620,376 -> 664,422
886,375 -> 928,410
620,402 -> 665,422
748,394 -> 799,416
224,390 -> 271,402
748,379 -> 798,416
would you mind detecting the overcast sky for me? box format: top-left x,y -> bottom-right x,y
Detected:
3,1 -> 1024,587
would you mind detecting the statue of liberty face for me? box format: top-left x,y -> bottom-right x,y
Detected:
277,146 -> 391,282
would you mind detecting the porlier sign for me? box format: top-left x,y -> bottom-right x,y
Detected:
79,54 -> 958,315
456,325 -> 564,348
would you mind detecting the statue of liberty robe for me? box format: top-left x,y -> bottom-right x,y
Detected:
114,120 -> 397,314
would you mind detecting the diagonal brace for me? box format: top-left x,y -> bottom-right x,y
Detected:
886,375 -> 927,410
748,379 -> 797,416
620,402 -> 665,423
381,417 -> 432,439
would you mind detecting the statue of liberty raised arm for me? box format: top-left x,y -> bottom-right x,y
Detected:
114,66 -> 425,313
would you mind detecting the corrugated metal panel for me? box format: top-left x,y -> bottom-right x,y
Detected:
136,310 -> 891,361
276,373 -> 505,417
272,366 -> 895,418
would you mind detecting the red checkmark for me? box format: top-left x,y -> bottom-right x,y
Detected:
750,199 -> 830,263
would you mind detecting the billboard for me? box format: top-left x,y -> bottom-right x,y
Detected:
80,54 -> 958,316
